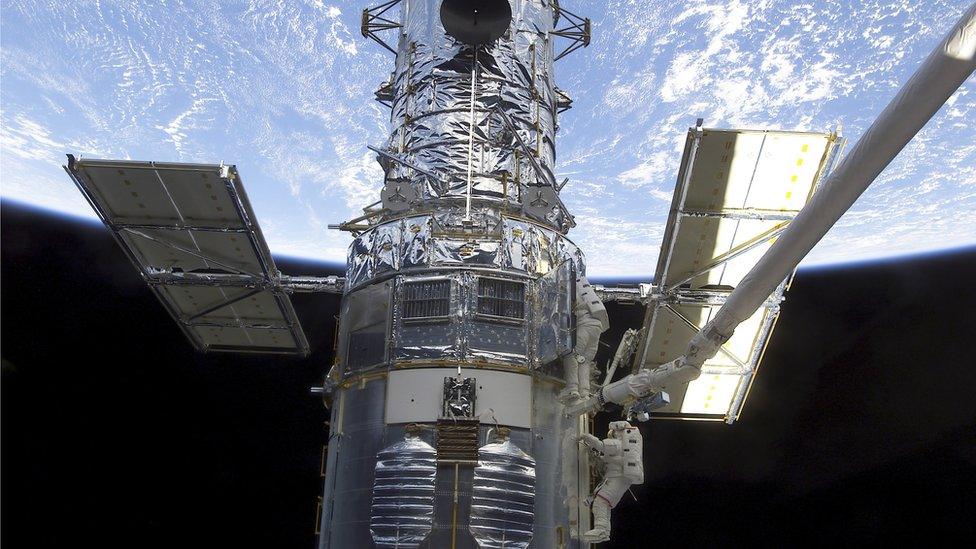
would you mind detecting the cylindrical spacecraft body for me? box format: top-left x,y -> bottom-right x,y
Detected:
318,1 -> 586,547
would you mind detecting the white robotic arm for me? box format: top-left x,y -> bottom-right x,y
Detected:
565,354 -> 702,416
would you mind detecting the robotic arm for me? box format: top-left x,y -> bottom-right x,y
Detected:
568,3 -> 976,420
564,353 -> 703,417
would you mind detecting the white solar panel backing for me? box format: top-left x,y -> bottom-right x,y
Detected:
636,127 -> 843,421
66,157 -> 309,355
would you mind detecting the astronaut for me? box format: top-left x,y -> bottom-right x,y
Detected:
559,275 -> 610,404
578,421 -> 644,543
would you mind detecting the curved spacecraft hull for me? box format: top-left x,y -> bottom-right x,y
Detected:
318,1 -> 593,546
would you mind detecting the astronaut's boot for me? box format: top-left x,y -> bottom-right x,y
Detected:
558,355 -> 582,403
582,498 -> 611,543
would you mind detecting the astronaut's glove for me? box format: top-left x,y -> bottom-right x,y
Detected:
578,433 -> 602,450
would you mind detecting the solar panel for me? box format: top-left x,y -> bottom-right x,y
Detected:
635,127 -> 844,421
65,157 -> 310,355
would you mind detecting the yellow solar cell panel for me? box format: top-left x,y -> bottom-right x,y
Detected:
636,127 -> 844,421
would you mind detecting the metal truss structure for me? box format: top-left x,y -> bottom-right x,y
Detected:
361,0 -> 402,55
551,1 -> 591,61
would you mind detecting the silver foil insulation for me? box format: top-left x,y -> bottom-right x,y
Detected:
337,266 -> 575,372
345,214 -> 583,290
369,436 -> 438,548
470,438 -> 537,548
378,0 -> 570,231
323,1 -> 588,547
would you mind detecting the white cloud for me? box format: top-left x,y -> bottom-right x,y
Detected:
1,0 -> 974,277
618,150 -> 675,189
0,115 -> 65,161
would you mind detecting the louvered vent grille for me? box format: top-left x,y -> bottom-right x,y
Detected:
403,280 -> 451,320
477,278 -> 525,320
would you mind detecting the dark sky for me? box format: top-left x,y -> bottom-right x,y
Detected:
3,201 -> 975,548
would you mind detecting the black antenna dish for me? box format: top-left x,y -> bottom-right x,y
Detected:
440,0 -> 512,46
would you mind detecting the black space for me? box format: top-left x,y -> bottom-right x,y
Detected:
3,201 -> 975,548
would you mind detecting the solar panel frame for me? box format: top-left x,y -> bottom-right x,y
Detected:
65,157 -> 310,356
635,127 -> 845,422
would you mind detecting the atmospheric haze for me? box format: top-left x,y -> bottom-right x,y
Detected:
1,0 -> 974,276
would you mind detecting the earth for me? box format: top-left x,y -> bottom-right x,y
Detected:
1,0 -> 973,276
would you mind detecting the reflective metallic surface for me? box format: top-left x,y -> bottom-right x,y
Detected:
470,439 -> 536,548
385,0 -> 563,222
370,436 -> 438,548
443,377 -> 477,418
320,380 -> 390,548
318,1 -> 589,546
344,215 -> 583,290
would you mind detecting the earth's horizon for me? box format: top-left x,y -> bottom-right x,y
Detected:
2,1 -> 974,277
6,198 -> 975,283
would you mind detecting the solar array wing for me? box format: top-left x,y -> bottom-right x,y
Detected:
635,128 -> 844,421
65,157 -> 310,355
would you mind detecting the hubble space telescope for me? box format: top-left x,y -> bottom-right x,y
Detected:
64,1 -> 975,547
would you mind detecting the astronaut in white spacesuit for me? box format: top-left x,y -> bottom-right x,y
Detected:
578,420 -> 644,543
559,275 -> 610,404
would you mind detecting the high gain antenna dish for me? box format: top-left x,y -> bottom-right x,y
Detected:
440,0 -> 512,45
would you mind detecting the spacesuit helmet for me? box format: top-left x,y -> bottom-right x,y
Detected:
608,421 -> 633,433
